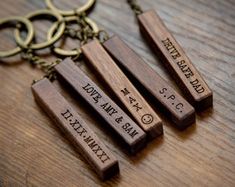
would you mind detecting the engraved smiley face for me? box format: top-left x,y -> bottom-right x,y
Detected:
141,114 -> 153,124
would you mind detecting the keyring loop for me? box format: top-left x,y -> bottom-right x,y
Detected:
45,0 -> 96,16
47,16 -> 99,56
14,9 -> 65,50
0,16 -> 34,58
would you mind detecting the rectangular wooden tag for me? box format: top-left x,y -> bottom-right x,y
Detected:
138,10 -> 213,111
31,78 -> 119,180
54,58 -> 146,154
81,40 -> 163,139
103,36 -> 195,129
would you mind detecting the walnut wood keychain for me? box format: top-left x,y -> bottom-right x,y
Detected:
46,0 -> 163,139
126,0 -> 213,111
103,36 -> 195,129
0,9 -> 119,180
32,78 -> 119,180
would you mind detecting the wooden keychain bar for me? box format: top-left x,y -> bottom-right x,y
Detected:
32,78 -> 119,180
103,36 -> 195,129
81,40 -> 163,139
127,1 -> 213,111
54,58 -> 147,153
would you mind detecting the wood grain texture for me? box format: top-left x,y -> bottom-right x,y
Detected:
82,40 -> 163,138
0,0 -> 235,186
138,10 -> 213,111
103,35 -> 195,129
55,58 -> 147,154
31,78 -> 119,180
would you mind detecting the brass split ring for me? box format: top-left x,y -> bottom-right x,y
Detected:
0,16 -> 34,58
47,16 -> 99,56
14,9 -> 66,50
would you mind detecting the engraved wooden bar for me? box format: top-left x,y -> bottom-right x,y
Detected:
138,10 -> 213,111
103,36 -> 195,129
81,40 -> 163,139
31,78 -> 119,180
54,58 -> 147,153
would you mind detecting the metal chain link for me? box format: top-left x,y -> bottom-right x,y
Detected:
73,12 -> 95,43
64,12 -> 109,44
21,49 -> 61,82
96,30 -> 109,43
127,0 -> 143,15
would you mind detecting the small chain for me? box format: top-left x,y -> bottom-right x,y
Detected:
96,30 -> 109,43
65,26 -> 83,40
65,12 -> 109,45
21,49 -> 61,82
64,14 -> 95,44
74,10 -> 110,43
127,0 -> 143,15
